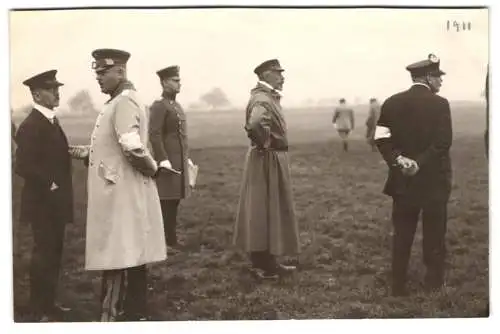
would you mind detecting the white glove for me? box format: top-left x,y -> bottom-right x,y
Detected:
403,161 -> 420,176
396,155 -> 419,176
159,160 -> 172,170
68,145 -> 90,159
396,155 -> 413,169
50,182 -> 59,191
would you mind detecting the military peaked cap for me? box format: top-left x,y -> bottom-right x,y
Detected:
91,48 -> 131,71
254,59 -> 285,75
406,53 -> 446,77
156,65 -> 180,80
23,70 -> 64,89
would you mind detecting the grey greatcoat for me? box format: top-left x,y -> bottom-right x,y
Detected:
233,83 -> 300,256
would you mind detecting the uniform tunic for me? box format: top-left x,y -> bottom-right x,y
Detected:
148,92 -> 190,200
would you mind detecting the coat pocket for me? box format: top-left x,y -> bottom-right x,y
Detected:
98,161 -> 120,184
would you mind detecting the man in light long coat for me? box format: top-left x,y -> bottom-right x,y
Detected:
233,59 -> 299,280
74,49 -> 166,321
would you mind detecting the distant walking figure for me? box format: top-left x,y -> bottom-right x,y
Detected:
365,98 -> 381,152
332,98 -> 355,152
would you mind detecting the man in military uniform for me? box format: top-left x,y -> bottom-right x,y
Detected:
374,54 -> 452,296
233,59 -> 299,280
332,98 -> 355,152
149,65 -> 194,252
15,70 -> 73,321
84,49 -> 167,321
365,98 -> 381,152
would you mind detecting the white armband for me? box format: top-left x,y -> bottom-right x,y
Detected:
374,125 -> 391,140
118,131 -> 143,151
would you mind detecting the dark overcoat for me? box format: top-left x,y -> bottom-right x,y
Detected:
375,84 -> 453,202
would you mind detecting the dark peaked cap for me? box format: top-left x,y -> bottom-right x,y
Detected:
254,59 -> 285,75
406,53 -> 446,77
23,70 -> 64,89
91,48 -> 131,71
157,65 -> 180,79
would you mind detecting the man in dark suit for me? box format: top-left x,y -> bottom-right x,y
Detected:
374,54 -> 452,296
149,65 -> 194,253
15,70 -> 73,321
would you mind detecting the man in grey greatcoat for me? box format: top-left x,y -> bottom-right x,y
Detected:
233,59 -> 300,280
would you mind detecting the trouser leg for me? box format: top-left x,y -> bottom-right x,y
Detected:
391,197 -> 420,293
422,200 -> 448,289
29,217 -> 65,317
123,265 -> 148,319
160,199 -> 180,246
100,270 -> 126,322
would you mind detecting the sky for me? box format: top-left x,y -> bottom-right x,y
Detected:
9,7 -> 489,110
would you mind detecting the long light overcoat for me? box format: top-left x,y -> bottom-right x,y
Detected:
85,82 -> 167,270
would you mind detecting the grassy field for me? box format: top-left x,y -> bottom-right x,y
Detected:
12,103 -> 489,321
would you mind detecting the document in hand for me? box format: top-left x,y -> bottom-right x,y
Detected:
163,166 -> 182,174
188,163 -> 199,188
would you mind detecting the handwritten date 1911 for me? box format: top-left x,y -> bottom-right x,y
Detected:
447,20 -> 472,32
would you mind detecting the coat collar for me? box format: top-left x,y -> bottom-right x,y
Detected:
257,80 -> 283,97
33,103 -> 56,122
107,80 -> 135,103
162,90 -> 177,101
411,82 -> 432,91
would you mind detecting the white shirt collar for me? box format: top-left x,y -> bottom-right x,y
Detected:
33,103 -> 56,122
258,80 -> 283,97
412,82 -> 431,90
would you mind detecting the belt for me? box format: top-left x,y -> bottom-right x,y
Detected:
251,145 -> 288,152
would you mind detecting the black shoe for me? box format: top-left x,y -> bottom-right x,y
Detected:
424,282 -> 445,293
424,273 -> 445,292
391,285 -> 409,297
276,263 -> 297,276
53,303 -> 71,313
249,267 -> 279,280
121,313 -> 151,321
